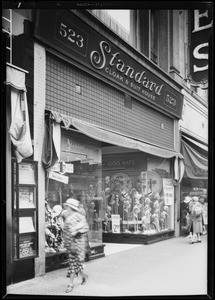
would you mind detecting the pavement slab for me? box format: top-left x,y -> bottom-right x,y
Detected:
5,235 -> 208,297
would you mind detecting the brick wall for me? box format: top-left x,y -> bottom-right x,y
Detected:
46,53 -> 175,150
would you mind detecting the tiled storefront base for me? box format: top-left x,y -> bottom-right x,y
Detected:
45,243 -> 105,272
102,230 -> 175,245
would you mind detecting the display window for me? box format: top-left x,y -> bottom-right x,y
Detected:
102,150 -> 174,235
44,131 -> 176,256
45,130 -> 103,255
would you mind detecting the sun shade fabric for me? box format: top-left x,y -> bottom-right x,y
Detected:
7,66 -> 33,162
42,115 -> 61,170
49,110 -> 183,159
6,66 -> 27,92
181,139 -> 208,179
182,135 -> 208,152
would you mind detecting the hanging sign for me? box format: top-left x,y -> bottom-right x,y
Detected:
51,161 -> 74,174
35,10 -> 183,118
49,170 -> 69,184
188,9 -> 213,88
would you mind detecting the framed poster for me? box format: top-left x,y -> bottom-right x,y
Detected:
163,178 -> 174,205
19,162 -> 36,185
19,235 -> 37,258
19,216 -> 36,234
19,186 -> 36,209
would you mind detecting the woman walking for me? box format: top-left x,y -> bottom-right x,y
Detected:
63,198 -> 89,293
190,196 -> 203,244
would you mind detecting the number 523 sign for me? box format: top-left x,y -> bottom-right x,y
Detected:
55,13 -> 89,57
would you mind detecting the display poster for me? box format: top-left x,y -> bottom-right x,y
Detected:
19,216 -> 35,233
19,237 -> 35,258
49,170 -> 69,184
111,214 -> 120,233
163,178 -> 174,205
19,163 -> 36,185
19,187 -> 35,208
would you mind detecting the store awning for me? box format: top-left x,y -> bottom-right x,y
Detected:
49,110 -> 183,159
182,135 -> 208,152
181,136 -> 208,179
6,65 -> 33,162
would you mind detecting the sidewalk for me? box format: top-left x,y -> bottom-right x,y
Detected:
5,235 -> 208,297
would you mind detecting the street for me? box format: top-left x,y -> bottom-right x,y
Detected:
6,234 -> 208,297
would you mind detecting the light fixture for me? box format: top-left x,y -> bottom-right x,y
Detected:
160,123 -> 164,130
76,84 -> 82,94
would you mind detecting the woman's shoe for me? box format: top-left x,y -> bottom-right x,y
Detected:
65,284 -> 74,293
81,274 -> 88,285
197,240 -> 202,243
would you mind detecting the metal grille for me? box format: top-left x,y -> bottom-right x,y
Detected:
46,53 -> 174,150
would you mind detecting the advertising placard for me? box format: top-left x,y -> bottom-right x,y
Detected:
163,178 -> 174,205
111,214 -> 120,233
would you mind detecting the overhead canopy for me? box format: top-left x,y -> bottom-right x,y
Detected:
182,135 -> 208,152
181,135 -> 208,179
49,110 -> 183,159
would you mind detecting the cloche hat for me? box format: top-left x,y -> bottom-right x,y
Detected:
63,198 -> 79,211
52,205 -> 63,217
184,196 -> 192,203
192,196 -> 199,202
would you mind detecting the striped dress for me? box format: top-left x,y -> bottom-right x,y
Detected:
63,212 -> 89,275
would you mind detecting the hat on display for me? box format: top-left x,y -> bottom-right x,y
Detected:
52,205 -> 63,217
63,198 -> 79,211
192,196 -> 199,202
184,196 -> 192,203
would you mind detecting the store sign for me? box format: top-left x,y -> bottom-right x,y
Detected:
35,10 -> 183,118
102,153 -> 146,170
189,9 -> 213,88
49,170 -> 69,184
51,161 -> 74,174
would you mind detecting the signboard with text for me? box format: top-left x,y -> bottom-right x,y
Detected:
189,9 -> 213,88
35,10 -> 183,118
163,178 -> 174,206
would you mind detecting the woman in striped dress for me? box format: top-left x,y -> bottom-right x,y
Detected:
63,198 -> 89,293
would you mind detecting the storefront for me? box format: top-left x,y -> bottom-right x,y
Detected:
180,132 -> 208,236
33,9 -> 184,269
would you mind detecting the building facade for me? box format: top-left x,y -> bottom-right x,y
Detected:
3,6 -> 211,285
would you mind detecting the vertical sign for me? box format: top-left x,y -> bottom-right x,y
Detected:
189,9 -> 213,88
163,178 -> 174,205
111,214 -> 120,233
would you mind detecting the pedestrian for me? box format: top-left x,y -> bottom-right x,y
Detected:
199,197 -> 208,234
63,198 -> 89,293
183,196 -> 193,240
190,196 -> 203,244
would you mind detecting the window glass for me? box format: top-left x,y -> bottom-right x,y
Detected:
150,10 -> 159,64
91,9 -> 130,42
102,151 -> 174,234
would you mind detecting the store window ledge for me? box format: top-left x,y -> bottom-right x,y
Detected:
102,230 -> 175,245
45,243 -> 105,272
